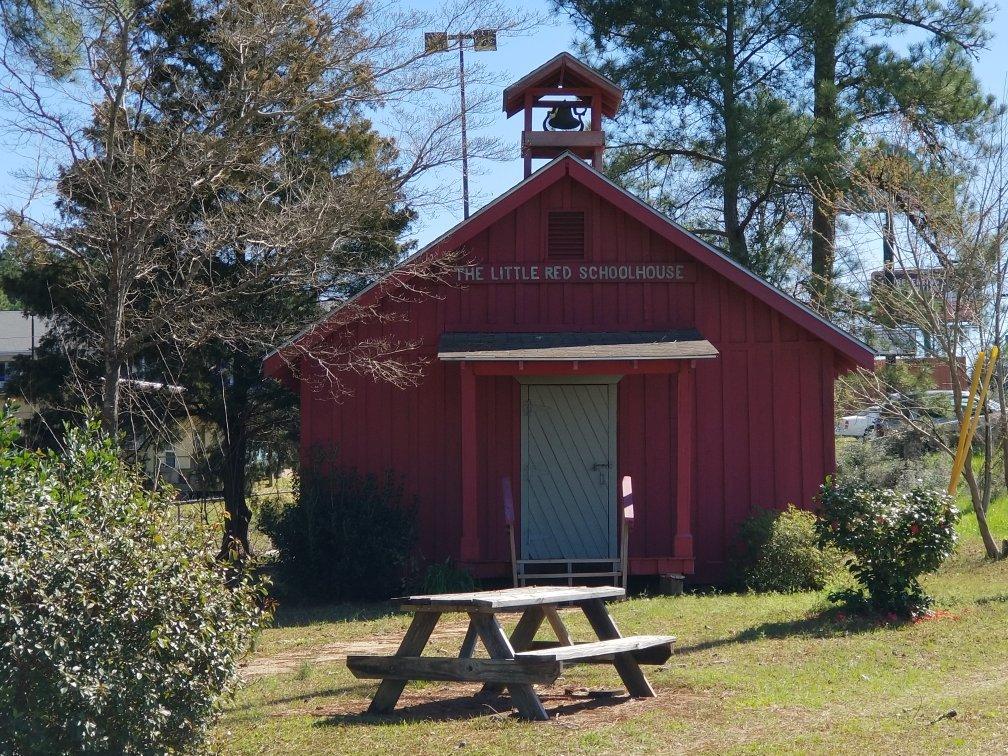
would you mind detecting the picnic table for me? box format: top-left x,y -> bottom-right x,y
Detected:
346,585 -> 674,721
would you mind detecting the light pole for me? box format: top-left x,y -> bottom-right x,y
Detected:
424,29 -> 497,220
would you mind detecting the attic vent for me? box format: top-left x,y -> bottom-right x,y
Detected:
547,211 -> 585,258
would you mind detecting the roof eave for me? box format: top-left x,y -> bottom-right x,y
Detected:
262,154 -> 578,379
502,52 -> 623,118
264,152 -> 875,382
561,159 -> 877,370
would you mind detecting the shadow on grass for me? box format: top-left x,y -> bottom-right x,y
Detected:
976,593 -> 1008,605
318,692 -> 635,725
228,683 -> 376,714
271,602 -> 399,628
674,606 -> 894,656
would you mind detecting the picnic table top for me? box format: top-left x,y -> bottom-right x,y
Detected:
396,585 -> 625,610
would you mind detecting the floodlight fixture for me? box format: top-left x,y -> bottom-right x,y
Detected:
472,29 -> 497,51
421,28 -> 502,219
424,32 -> 449,53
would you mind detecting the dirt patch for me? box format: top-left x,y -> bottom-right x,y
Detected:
241,619 -> 473,678
271,682 -> 709,727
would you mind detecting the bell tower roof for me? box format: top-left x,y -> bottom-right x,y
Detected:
503,52 -> 622,118
504,53 -> 622,176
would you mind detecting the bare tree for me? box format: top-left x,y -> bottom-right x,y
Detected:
833,121 -> 1008,559
0,0 -> 540,558
0,0 -> 533,435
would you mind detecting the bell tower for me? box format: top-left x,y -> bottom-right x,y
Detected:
503,52 -> 623,177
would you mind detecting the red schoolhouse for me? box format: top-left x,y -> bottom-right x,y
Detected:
264,54 -> 873,584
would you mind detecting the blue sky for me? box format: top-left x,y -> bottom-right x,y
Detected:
405,1 -> 1008,249
1,1 -> 1006,254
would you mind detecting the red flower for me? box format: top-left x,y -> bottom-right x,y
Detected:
910,523 -> 920,536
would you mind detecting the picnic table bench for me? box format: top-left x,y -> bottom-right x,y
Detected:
346,585 -> 674,721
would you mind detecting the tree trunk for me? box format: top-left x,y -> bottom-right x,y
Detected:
101,354 -> 120,437
219,434 -> 252,561
997,366 -> 1008,492
723,153 -> 748,265
101,276 -> 126,438
809,0 -> 840,303
963,464 -> 1002,559
810,186 -> 837,300
721,0 -> 749,267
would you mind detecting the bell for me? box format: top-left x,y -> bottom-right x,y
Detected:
543,105 -> 585,131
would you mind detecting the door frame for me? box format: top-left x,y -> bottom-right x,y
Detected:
518,376 -> 620,560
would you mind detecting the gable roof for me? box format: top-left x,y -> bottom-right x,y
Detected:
503,52 -> 622,118
438,330 -> 719,362
263,154 -> 874,382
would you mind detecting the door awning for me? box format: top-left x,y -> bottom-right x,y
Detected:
437,330 -> 718,362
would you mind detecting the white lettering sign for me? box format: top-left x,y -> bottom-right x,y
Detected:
455,262 -> 696,283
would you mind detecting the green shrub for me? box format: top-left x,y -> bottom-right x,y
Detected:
414,558 -> 475,594
836,436 -> 949,489
732,505 -> 840,593
817,479 -> 958,617
259,460 -> 416,602
0,410 -> 266,754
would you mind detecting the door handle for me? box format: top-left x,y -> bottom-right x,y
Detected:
591,462 -> 609,484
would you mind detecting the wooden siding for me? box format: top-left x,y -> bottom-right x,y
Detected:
297,175 -> 839,581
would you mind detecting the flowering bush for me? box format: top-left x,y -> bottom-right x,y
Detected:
732,505 -> 840,593
0,410 -> 267,753
816,479 -> 958,617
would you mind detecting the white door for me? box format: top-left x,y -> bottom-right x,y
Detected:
521,382 -> 617,560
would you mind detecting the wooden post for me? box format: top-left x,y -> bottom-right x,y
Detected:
580,599 -> 655,698
367,611 -> 441,714
523,92 -> 533,177
620,475 -> 635,588
479,604 -> 545,697
509,524 -> 518,586
460,363 -> 480,562
502,477 -> 518,587
459,620 -> 479,659
544,606 -> 573,646
471,612 -> 549,720
590,90 -> 603,168
674,367 -> 694,560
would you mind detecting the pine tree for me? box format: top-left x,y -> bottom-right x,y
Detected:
560,0 -> 995,298
801,0 -> 992,302
561,0 -> 810,276
136,0 -> 414,557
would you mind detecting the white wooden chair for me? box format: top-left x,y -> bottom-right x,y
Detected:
504,475 -> 635,588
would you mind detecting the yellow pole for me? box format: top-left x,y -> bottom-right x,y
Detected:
949,352 -> 986,495
966,348 -> 1000,452
962,346 -> 1000,479
949,347 -> 1000,495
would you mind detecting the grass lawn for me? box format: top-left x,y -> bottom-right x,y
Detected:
216,504 -> 1008,755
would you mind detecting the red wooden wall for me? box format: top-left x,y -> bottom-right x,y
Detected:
298,175 -> 838,582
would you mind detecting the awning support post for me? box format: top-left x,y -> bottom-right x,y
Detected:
460,362 -> 480,562
674,366 -> 694,560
